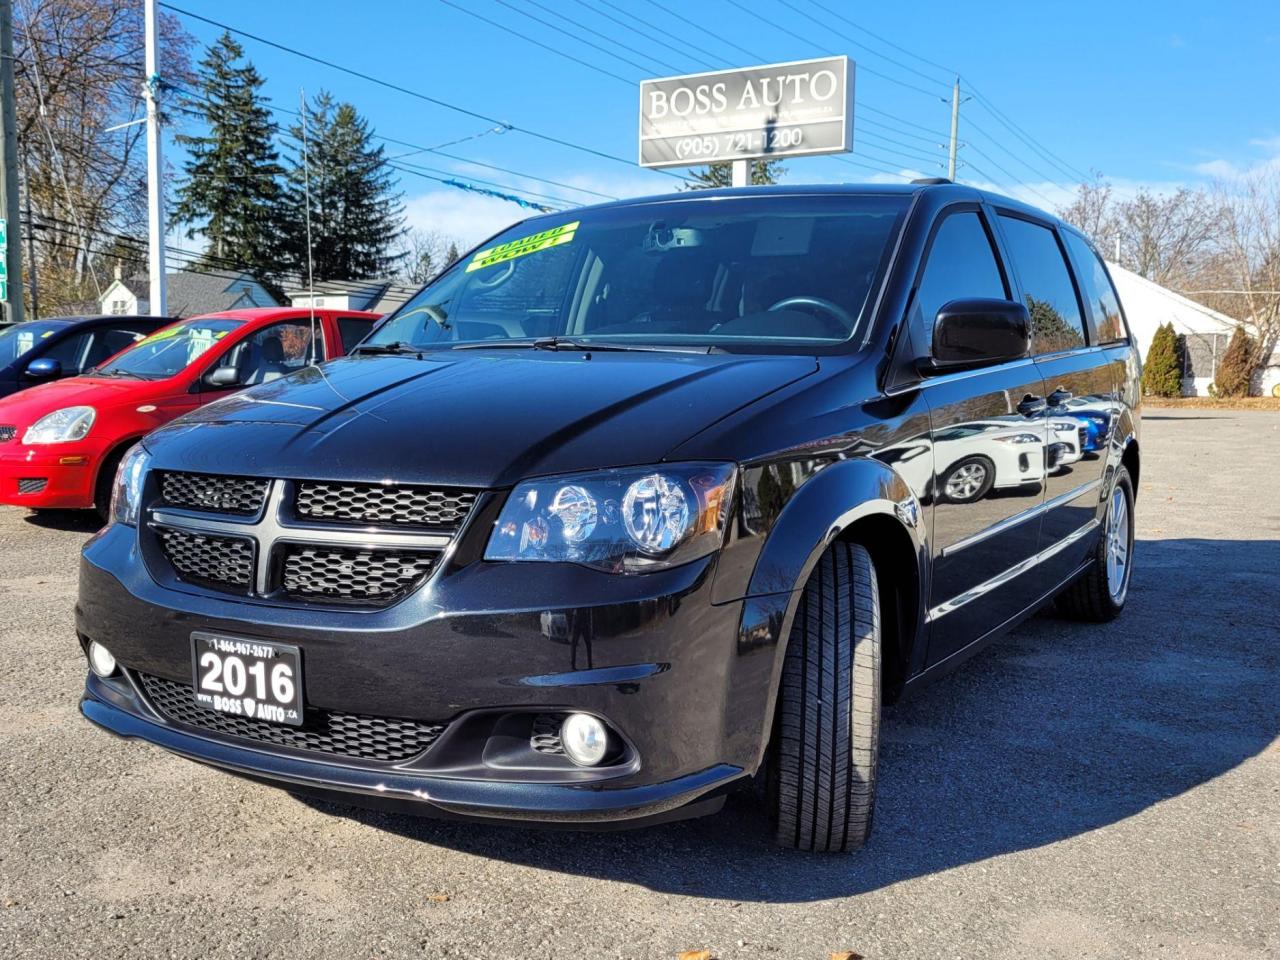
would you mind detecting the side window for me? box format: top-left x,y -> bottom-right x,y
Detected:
39,332 -> 92,373
221,322 -> 318,387
910,210 -> 1008,352
83,325 -> 153,370
337,316 -> 376,353
1062,232 -> 1127,344
997,215 -> 1087,354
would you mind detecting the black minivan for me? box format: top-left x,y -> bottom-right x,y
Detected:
78,183 -> 1139,853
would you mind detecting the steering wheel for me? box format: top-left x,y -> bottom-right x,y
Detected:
767,296 -> 854,336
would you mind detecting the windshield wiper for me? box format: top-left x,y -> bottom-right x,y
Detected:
454,337 -> 662,353
353,341 -> 424,357
99,368 -> 149,380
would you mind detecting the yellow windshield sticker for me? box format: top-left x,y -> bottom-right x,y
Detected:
138,326 -> 182,346
466,221 -> 580,273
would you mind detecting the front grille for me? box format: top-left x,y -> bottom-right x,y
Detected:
138,673 -> 447,763
295,481 -> 476,530
17,478 -> 47,494
531,714 -> 565,755
0,425 -> 15,442
160,471 -> 269,516
155,525 -> 254,591
281,546 -> 436,603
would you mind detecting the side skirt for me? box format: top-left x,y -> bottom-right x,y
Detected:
901,555 -> 1096,696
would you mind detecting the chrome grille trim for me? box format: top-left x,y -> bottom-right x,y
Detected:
146,476 -> 462,606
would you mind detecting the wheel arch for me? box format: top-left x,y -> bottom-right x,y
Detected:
92,434 -> 146,504
736,456 -> 929,773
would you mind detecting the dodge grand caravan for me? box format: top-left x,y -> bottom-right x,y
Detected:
77,183 -> 1140,852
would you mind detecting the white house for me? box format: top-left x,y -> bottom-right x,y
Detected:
99,269 -> 278,318
1104,262 -> 1280,396
283,278 -> 415,315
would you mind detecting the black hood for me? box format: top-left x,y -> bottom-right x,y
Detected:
146,350 -> 818,488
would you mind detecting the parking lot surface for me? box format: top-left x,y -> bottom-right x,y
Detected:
1,408 -> 1277,960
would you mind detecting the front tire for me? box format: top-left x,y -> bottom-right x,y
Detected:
772,542 -> 881,853
940,456 -> 995,503
1055,465 -> 1134,621
93,448 -> 126,522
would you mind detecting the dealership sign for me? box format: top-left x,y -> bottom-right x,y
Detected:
639,56 -> 853,169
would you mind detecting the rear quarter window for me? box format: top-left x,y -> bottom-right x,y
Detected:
1062,232 -> 1128,344
997,214 -> 1088,355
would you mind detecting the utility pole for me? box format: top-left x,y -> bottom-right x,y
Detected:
143,0 -> 166,315
947,76 -> 961,182
731,158 -> 749,188
0,0 -> 25,323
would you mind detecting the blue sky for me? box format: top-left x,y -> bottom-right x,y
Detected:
162,0 -> 1280,248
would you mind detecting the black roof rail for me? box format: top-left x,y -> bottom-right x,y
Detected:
910,177 -> 952,185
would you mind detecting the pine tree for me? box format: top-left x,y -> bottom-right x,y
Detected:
1141,322 -> 1183,397
687,158 -> 785,189
444,243 -> 460,267
172,33 -> 287,282
281,92 -> 406,281
1214,326 -> 1255,397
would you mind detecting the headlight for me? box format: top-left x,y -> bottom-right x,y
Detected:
485,462 -> 736,574
22,405 -> 95,444
110,444 -> 151,526
994,433 -> 1042,444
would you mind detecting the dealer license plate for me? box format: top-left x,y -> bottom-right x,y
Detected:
191,632 -> 304,726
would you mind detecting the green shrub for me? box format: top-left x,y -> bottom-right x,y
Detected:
1215,326 -> 1256,397
1142,322 -> 1183,397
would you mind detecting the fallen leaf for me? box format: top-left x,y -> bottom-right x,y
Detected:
678,951 -> 714,960
830,953 -> 865,960
425,894 -> 451,903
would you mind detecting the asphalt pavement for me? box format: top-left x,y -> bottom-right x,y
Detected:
1,408 -> 1277,959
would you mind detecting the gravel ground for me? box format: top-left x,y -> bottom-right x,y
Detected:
1,408 -> 1277,960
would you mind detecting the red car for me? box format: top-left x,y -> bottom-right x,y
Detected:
0,307 -> 379,517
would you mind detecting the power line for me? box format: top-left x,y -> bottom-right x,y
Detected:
489,0 -> 659,76
520,0 -> 685,74
157,2 -> 683,181
584,0 -> 731,70
965,84 -> 1091,184
435,0 -> 634,85
803,0 -> 958,81
639,0 -> 763,64
721,0 -> 945,99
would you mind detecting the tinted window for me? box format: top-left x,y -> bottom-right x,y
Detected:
83,324 -> 154,370
998,215 -> 1087,354
910,211 -> 1007,351
337,316 -> 376,353
41,332 -> 92,372
0,321 -> 69,365
371,196 -> 910,352
1062,232 -> 1127,343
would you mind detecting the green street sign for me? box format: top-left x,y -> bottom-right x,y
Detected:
0,280 -> 8,302
0,218 -> 7,247
0,259 -> 7,280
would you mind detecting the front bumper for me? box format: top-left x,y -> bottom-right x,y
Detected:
77,523 -> 777,826
0,443 -> 98,508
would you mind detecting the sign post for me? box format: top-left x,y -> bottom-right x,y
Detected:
639,56 -> 854,177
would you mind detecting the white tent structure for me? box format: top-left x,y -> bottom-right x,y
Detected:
1103,261 -> 1276,396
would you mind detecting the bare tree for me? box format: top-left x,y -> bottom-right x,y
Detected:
14,0 -> 193,313
1194,170 -> 1280,383
396,227 -> 461,285
1058,173 -> 1118,247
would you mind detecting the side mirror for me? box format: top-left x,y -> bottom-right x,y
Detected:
204,366 -> 241,389
927,298 -> 1030,371
24,357 -> 62,379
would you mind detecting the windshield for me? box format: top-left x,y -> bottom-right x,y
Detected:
369,195 -> 908,353
0,321 -> 70,366
97,318 -> 243,379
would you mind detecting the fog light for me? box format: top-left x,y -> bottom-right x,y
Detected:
88,641 -> 117,678
560,713 -> 609,767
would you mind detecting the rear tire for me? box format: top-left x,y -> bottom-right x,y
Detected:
1055,465 -> 1134,622
772,542 -> 881,853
